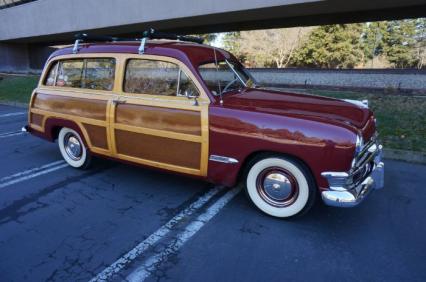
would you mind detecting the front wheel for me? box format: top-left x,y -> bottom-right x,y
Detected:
58,127 -> 92,169
245,156 -> 316,218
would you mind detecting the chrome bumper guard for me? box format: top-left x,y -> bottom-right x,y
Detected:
321,143 -> 384,208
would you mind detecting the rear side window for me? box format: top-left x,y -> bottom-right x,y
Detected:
43,58 -> 115,91
57,60 -> 84,88
83,59 -> 115,90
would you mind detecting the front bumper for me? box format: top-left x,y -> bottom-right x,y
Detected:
321,144 -> 384,208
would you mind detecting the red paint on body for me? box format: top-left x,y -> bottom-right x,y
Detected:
44,41 -> 377,191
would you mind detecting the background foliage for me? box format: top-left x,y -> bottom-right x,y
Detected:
221,19 -> 425,69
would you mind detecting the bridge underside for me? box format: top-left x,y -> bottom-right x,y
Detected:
0,0 -> 425,72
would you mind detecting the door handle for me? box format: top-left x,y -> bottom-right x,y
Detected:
112,98 -> 126,105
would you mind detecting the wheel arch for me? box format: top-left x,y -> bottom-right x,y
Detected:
237,150 -> 318,190
44,118 -> 89,147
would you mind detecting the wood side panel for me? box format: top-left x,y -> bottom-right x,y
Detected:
115,104 -> 201,136
33,93 -> 107,120
30,113 -> 44,127
83,123 -> 108,149
115,129 -> 201,169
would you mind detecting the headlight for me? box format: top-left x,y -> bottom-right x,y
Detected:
355,134 -> 364,156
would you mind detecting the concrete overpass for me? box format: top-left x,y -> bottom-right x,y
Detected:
1,0 -> 425,72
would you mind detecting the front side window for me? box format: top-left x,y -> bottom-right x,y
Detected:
198,60 -> 255,96
43,58 -> 115,91
177,70 -> 199,98
124,59 -> 199,97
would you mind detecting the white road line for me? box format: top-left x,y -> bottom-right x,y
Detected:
89,186 -> 226,282
0,160 -> 64,182
0,112 -> 26,118
0,160 -> 67,189
126,186 -> 242,282
0,131 -> 25,139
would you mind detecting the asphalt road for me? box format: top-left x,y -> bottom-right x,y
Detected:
0,104 -> 425,282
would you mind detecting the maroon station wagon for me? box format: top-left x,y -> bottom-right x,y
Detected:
25,31 -> 384,218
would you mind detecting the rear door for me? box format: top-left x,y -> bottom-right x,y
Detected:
110,55 -> 209,176
30,55 -> 118,156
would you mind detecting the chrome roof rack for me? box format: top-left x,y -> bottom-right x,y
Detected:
72,29 -> 204,54
72,33 -> 140,53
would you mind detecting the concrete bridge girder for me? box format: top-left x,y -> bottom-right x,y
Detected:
0,0 -> 425,72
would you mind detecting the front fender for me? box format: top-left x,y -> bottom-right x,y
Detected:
207,106 -> 357,189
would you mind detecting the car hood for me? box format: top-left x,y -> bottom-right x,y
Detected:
222,88 -> 373,130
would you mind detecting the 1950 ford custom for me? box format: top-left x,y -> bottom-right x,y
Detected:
24,32 -> 384,218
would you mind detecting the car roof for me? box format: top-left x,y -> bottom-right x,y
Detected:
49,40 -> 232,67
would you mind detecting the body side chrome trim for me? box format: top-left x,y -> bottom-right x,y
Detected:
209,155 -> 239,164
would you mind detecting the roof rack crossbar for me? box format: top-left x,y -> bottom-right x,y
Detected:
72,29 -> 204,54
138,28 -> 204,54
141,29 -> 204,44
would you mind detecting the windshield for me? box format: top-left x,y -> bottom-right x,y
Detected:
198,60 -> 257,96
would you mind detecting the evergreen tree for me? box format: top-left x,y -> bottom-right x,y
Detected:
361,21 -> 388,66
222,32 -> 242,54
384,20 -> 418,68
292,24 -> 364,68
414,18 -> 426,69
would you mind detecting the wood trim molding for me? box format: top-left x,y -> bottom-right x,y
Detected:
32,52 -> 211,177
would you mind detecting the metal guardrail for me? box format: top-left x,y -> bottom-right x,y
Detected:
0,0 -> 38,10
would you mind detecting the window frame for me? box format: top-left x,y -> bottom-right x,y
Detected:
122,57 -> 201,99
41,57 -> 116,92
38,53 -> 210,103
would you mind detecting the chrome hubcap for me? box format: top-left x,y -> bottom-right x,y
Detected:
263,173 -> 293,201
64,133 -> 82,161
256,167 -> 299,207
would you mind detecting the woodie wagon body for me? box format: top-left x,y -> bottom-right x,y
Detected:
25,34 -> 384,218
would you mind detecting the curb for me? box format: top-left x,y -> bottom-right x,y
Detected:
383,149 -> 426,165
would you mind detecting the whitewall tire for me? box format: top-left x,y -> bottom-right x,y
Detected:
58,127 -> 91,169
245,157 -> 315,218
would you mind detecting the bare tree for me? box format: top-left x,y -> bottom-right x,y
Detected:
235,27 -> 312,68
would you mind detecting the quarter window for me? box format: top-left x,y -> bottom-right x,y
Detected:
44,61 -> 58,86
124,59 -> 199,97
43,58 -> 115,91
57,60 -> 84,88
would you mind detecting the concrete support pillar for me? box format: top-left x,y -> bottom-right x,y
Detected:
0,43 -> 30,73
0,43 -> 55,73
28,44 -> 56,70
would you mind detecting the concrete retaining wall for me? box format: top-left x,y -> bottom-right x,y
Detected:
0,43 -> 30,73
249,68 -> 426,94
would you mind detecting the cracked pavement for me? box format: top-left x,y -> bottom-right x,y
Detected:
0,104 -> 425,282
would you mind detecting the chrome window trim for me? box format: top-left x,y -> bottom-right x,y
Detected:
225,60 -> 247,88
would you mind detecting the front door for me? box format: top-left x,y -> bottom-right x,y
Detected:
110,55 -> 209,176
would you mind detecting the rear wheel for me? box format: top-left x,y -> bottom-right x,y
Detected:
245,156 -> 316,218
58,127 -> 91,169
